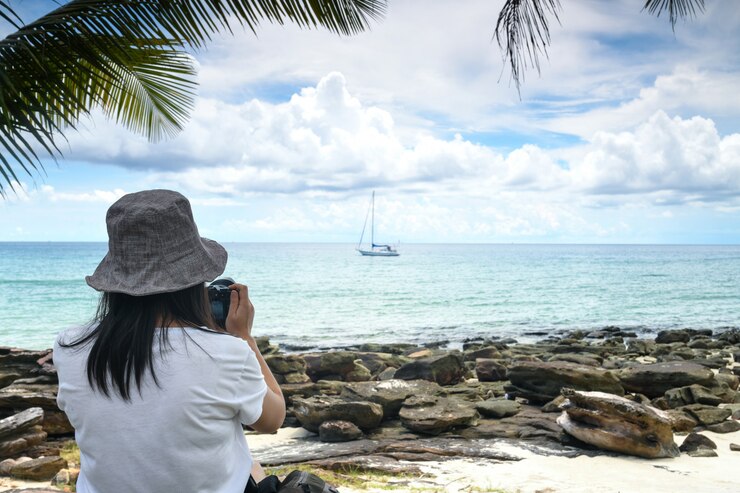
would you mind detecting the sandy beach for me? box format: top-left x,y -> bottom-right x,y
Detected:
1,424 -> 738,492
246,427 -> 740,493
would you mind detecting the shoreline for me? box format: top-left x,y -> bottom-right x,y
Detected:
1,327 -> 739,492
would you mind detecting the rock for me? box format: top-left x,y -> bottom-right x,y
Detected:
406,349 -> 433,359
292,396 -> 383,432
0,407 -> 44,439
474,359 -> 508,382
715,373 -> 739,391
0,426 -> 47,458
356,343 -> 418,355
342,379 -> 442,418
664,385 -> 723,408
541,395 -> 567,413
264,355 -> 306,375
706,420 -> 740,433
664,410 -> 698,433
0,458 -> 14,475
0,383 -> 59,411
730,443 -> 740,452
463,347 -> 501,361
394,353 -> 465,386
354,352 -> 411,376
557,389 -> 679,459
344,360 -> 372,382
303,351 -> 357,381
687,448 -> 718,457
282,372 -> 311,384
399,395 -> 478,435
656,330 -> 691,344
681,404 -> 732,426
617,362 -> 715,398
679,432 -> 717,453
506,361 -> 624,402
9,455 -> 67,480
548,353 -> 603,367
318,420 -> 363,442
475,399 -> 521,419
626,339 -> 656,356
377,367 -> 396,380
306,454 -> 422,475
0,373 -> 20,390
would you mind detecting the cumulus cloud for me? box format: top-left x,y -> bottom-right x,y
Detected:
572,111 -> 740,200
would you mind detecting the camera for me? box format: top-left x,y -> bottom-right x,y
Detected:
208,277 -> 234,329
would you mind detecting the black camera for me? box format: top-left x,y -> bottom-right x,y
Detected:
208,277 -> 234,329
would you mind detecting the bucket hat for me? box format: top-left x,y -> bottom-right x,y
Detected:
86,189 -> 227,296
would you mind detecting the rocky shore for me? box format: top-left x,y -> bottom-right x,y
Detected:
1,327 -> 739,491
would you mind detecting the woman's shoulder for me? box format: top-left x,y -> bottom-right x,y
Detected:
178,327 -> 252,357
54,324 -> 95,348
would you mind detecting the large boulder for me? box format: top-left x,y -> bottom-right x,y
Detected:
618,362 -> 715,397
655,330 -> 691,344
342,379 -> 442,418
399,395 -> 478,435
505,361 -> 624,402
264,355 -> 306,375
292,396 -> 383,432
680,404 -> 732,426
303,352 -> 357,381
394,353 -> 465,386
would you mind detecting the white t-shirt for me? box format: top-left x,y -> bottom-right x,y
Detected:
54,326 -> 268,493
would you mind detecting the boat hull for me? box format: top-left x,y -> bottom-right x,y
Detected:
357,249 -> 400,257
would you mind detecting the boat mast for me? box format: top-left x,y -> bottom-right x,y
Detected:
371,190 -> 375,247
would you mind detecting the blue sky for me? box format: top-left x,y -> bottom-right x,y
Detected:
2,0 -> 740,243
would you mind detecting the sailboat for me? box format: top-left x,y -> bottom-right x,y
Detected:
356,191 -> 400,257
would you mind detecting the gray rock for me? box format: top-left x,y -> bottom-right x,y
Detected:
303,351 -> 357,381
395,353 -> 465,386
344,360 -> 372,382
681,404 -> 732,426
656,330 -> 691,344
399,395 -> 478,435
318,420 -> 363,442
475,399 -> 521,419
9,456 -> 67,481
679,432 -> 717,452
548,353 -> 603,367
730,443 -> 740,452
292,396 -> 383,432
506,361 -> 624,402
706,420 -> 740,433
342,379 -> 442,418
617,362 -> 715,398
463,346 -> 501,361
264,354 -> 306,375
687,448 -> 718,457
474,359 -> 508,382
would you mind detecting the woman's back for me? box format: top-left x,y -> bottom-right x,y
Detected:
54,326 -> 267,493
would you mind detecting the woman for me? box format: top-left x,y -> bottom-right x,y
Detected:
54,189 -> 285,493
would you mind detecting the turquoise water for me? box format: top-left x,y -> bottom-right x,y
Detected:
1,243 -> 739,350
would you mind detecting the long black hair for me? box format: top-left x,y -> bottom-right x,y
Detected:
61,283 -> 221,400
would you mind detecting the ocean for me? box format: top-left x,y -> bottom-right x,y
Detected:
1,242 -> 739,350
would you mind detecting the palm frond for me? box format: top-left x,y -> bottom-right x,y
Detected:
643,0 -> 705,29
0,0 -> 387,195
494,0 -> 561,94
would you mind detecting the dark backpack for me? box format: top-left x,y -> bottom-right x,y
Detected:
250,471 -> 339,493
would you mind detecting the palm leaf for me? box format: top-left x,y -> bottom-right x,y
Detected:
0,0 -> 387,195
495,0 -> 706,93
643,0 -> 705,28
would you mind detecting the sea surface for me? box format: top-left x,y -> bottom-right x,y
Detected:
1,243 -> 739,350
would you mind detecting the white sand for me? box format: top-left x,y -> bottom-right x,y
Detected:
249,428 -> 740,493
3,429 -> 737,492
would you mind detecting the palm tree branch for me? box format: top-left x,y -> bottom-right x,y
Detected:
643,0 -> 705,28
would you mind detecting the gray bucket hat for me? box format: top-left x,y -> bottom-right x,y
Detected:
86,189 -> 227,296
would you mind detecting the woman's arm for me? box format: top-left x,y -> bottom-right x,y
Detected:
226,283 -> 286,433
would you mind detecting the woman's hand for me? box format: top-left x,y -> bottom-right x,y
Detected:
225,283 -> 254,341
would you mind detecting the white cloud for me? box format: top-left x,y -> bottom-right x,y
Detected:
41,185 -> 126,203
572,111 -> 740,199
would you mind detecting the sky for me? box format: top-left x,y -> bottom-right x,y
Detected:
1,0 -> 739,244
